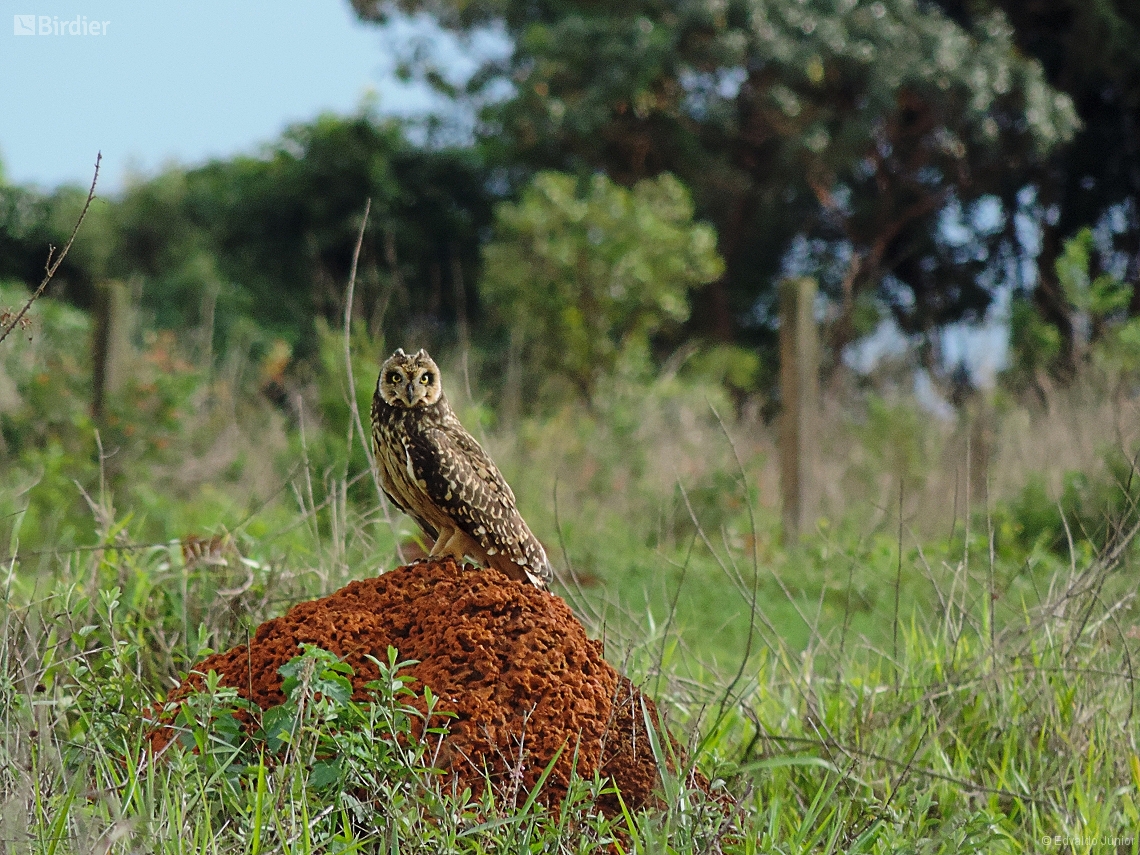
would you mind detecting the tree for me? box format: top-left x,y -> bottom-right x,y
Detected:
482,171 -> 723,399
0,177 -> 113,315
936,0 -> 1140,376
1,113 -> 497,357
353,0 -> 1078,371
121,112 -> 495,354
1006,227 -> 1138,397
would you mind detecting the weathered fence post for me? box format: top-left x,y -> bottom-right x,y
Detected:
92,280 -> 129,421
966,398 -> 993,506
779,277 -> 820,541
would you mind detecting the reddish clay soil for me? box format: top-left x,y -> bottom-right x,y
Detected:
149,558 -> 676,811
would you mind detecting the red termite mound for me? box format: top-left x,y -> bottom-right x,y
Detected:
149,558 -> 677,811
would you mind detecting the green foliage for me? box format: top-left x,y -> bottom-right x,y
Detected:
681,342 -> 765,400
1103,316 -> 1140,373
844,393 -> 942,502
0,112 -> 494,356
360,0 -> 1080,359
303,317 -> 389,504
5,207 -> 1140,850
1005,227 -> 1140,388
1,282 -> 238,551
0,282 -> 405,593
482,170 -> 723,399
1,279 -> 100,548
171,643 -> 452,821
137,111 -> 490,353
997,451 -> 1140,558
0,550 -> 646,850
4,479 -> 1139,851
1006,295 -> 1063,389
961,0 -> 1140,346
1056,228 -> 1132,318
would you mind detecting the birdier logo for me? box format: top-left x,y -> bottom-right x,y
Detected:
13,14 -> 110,36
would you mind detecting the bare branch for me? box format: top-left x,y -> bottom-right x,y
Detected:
341,199 -> 406,563
0,153 -> 102,345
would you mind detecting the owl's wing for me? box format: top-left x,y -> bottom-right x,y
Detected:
371,425 -> 439,540
403,419 -> 550,581
386,485 -> 439,542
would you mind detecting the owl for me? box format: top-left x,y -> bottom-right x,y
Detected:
370,348 -> 553,589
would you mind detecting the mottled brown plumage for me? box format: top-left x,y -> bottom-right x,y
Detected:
370,348 -> 553,588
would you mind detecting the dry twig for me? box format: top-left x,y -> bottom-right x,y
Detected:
0,153 -> 101,345
341,200 -> 406,563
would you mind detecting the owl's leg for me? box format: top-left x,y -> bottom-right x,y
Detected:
429,526 -> 471,561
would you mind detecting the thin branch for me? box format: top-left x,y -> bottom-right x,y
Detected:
893,478 -> 903,687
0,153 -> 101,345
341,200 -> 406,564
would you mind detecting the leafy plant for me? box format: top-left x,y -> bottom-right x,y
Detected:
1006,227 -> 1140,388
482,171 -> 723,401
1006,294 -> 1063,393
998,450 -> 1140,557
1055,228 -> 1132,323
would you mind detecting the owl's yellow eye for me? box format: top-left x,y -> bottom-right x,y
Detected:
420,373 -> 432,385
387,372 -> 401,384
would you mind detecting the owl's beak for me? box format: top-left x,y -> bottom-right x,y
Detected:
405,382 -> 416,403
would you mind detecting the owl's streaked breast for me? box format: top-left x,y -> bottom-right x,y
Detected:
372,400 -> 453,538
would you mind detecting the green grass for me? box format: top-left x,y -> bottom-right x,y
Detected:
3,473 -> 1139,852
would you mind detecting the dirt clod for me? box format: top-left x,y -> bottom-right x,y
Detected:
150,558 -> 669,811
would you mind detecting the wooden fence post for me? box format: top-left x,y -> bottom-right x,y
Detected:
779,277 -> 820,541
966,398 -> 993,506
92,280 -> 129,421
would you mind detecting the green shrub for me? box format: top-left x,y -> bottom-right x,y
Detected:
998,451 -> 1140,557
482,171 -> 724,403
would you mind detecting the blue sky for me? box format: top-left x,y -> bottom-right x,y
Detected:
0,0 -> 468,193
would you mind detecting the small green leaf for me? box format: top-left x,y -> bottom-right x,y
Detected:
309,758 -> 342,789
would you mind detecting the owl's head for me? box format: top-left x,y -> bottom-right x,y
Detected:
376,348 -> 444,408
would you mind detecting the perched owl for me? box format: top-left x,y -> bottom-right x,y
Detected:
370,348 -> 553,589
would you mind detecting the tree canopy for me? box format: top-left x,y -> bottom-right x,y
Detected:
353,0 -> 1079,368
5,0 -> 1140,400
934,0 -> 1140,372
1,113 -> 495,357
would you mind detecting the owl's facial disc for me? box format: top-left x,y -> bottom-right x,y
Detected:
378,350 -> 442,408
